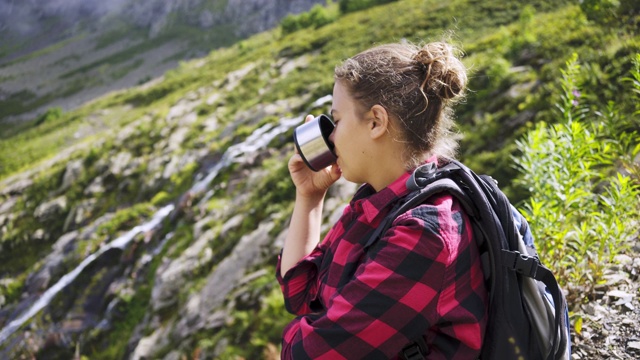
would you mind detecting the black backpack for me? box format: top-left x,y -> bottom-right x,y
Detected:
363,160 -> 570,360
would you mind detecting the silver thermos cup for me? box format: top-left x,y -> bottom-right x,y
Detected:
293,114 -> 337,171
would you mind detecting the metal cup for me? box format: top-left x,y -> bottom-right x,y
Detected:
293,114 -> 337,171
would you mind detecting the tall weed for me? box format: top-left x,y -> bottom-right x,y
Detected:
515,53 -> 640,299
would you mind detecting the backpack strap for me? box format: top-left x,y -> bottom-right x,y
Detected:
477,169 -> 568,360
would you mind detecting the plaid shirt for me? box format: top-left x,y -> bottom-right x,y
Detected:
277,165 -> 488,359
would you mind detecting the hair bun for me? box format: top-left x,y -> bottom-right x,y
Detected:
413,42 -> 467,101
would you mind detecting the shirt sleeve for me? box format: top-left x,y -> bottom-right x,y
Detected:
280,196 -> 486,360
277,245 -> 326,316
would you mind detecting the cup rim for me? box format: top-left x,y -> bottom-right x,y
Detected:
293,114 -> 337,171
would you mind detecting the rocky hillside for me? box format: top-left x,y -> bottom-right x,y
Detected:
0,0 -> 325,126
0,0 -> 638,358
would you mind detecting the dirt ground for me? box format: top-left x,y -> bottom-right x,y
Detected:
569,246 -> 640,359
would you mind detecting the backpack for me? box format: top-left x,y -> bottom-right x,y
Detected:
362,160 -> 571,360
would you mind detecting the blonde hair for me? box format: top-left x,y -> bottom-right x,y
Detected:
334,41 -> 467,168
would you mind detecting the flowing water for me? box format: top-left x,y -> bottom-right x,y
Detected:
0,204 -> 174,345
0,114 -> 306,346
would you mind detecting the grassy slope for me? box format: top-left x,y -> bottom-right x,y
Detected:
3,0 -> 636,192
2,0 -> 637,292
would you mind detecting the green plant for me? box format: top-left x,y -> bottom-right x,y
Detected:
508,5 -> 538,57
151,191 -> 172,206
515,53 -> 640,298
96,203 -> 155,238
0,273 -> 26,305
169,161 -> 200,197
34,107 -> 64,126
339,0 -> 398,14
281,3 -> 338,35
579,0 -> 639,28
215,274 -> 294,358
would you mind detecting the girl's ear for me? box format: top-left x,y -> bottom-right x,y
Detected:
369,104 -> 390,140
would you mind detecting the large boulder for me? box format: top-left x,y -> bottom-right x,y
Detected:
149,227 -> 216,311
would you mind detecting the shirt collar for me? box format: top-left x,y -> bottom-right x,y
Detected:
351,157 -> 439,224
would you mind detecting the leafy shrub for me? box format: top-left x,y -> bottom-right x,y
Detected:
0,274 -> 26,305
281,3 -> 338,35
485,56 -> 513,88
507,5 -> 538,58
515,53 -> 640,298
35,107 -> 63,126
338,0 -> 398,14
580,0 -> 640,27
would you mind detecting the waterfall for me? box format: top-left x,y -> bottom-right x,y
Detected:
0,204 -> 174,345
0,114 -> 306,346
190,116 -> 301,195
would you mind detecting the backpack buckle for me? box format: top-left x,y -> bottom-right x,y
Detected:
406,162 -> 438,191
401,336 -> 428,360
502,250 -> 540,278
401,343 -> 426,360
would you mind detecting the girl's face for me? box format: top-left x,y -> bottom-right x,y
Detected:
328,81 -> 375,184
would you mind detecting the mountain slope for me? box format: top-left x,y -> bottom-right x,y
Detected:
0,0 -> 638,358
0,0 -> 326,128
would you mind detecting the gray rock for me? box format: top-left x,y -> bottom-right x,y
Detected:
84,176 -> 105,195
166,97 -> 201,124
130,321 -> 173,360
63,199 -> 98,232
278,54 -> 311,76
34,196 -> 68,223
109,151 -> 133,176
147,154 -> 170,174
162,155 -> 181,180
220,214 -> 244,238
60,159 -> 85,191
26,231 -> 79,293
31,229 -> 46,241
0,197 -> 17,214
174,221 -> 275,339
167,127 -> 191,153
163,350 -> 183,360
115,124 -> 138,147
0,178 -> 33,196
150,228 -> 216,311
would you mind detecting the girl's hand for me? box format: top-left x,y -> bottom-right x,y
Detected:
289,115 -> 341,199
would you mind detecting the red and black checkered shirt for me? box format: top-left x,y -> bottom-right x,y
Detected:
277,165 -> 488,359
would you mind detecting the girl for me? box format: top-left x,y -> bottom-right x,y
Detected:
278,41 -> 488,359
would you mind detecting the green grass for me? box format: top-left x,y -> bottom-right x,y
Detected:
0,107 -> 119,178
0,0 -> 636,224
1,0 -> 635,195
